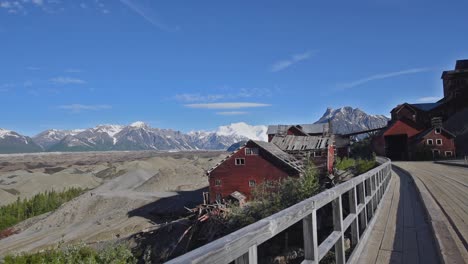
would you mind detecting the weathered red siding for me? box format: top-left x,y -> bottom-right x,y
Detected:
417,129 -> 456,157
209,142 -> 294,202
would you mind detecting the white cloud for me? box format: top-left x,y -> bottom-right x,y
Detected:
119,0 -> 179,32
59,104 -> 112,113
175,93 -> 225,102
216,111 -> 248,116
338,68 -> 430,89
50,77 -> 86,85
175,88 -> 272,103
185,102 -> 271,109
416,96 -> 441,103
32,0 -> 44,6
65,69 -> 82,73
271,50 -> 316,72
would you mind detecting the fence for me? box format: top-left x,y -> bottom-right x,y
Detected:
167,157 -> 392,264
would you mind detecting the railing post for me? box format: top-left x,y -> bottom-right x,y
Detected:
249,245 -> 257,264
349,185 -> 359,246
333,196 -> 345,264
303,209 -> 318,263
358,182 -> 367,230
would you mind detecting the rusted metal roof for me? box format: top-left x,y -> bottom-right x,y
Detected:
252,140 -> 304,173
270,135 -> 331,151
267,123 -> 327,135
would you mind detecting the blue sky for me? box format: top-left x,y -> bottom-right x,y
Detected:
1,0 -> 467,136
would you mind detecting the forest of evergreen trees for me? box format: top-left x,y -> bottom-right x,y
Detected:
0,187 -> 84,231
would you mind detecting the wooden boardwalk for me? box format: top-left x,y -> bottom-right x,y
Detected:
358,167 -> 439,264
395,162 -> 468,263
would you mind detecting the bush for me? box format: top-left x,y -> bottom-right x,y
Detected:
0,187 -> 84,231
3,243 -> 136,264
335,155 -> 377,175
335,157 -> 355,171
227,162 -> 320,229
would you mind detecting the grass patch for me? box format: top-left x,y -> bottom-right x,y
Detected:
4,243 -> 136,264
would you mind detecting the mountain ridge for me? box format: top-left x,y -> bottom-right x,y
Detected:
0,107 -> 389,154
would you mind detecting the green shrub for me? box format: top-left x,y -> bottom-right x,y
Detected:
335,157 -> 355,171
4,243 -> 136,264
228,162 -> 320,229
0,187 -> 84,231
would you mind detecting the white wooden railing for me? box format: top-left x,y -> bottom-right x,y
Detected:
167,157 -> 392,264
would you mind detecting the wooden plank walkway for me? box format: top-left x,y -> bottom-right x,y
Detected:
358,168 -> 440,264
394,162 -> 468,263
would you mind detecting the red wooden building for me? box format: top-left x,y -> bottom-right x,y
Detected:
208,140 -> 303,203
372,59 -> 467,160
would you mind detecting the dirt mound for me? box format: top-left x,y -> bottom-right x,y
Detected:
0,152 -> 224,256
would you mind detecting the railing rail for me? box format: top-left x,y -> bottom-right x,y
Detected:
167,157 -> 392,264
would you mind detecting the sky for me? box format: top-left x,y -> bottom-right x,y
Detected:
1,0 -> 467,136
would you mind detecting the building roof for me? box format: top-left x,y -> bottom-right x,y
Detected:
442,59 -> 468,78
410,102 -> 441,112
267,123 -> 327,135
229,191 -> 246,202
271,135 -> 331,151
207,140 -> 304,175
252,140 -> 304,173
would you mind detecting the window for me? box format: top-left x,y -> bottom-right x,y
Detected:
245,148 -> 259,155
249,180 -> 256,187
215,193 -> 222,201
445,151 -> 453,157
235,158 -> 245,165
215,179 -> 221,186
314,151 -> 322,157
435,128 -> 441,134
426,139 -> 433,145
436,139 -> 443,145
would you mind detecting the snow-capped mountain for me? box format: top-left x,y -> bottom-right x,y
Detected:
0,128 -> 42,154
29,122 -> 267,152
315,106 -> 389,134
33,129 -> 84,149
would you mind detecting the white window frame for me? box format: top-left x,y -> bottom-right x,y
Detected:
235,158 -> 245,166
245,148 -> 259,155
215,179 -> 221,186
445,151 -> 453,157
426,139 -> 433,145
248,180 -> 256,187
436,139 -> 443,146
435,128 -> 441,134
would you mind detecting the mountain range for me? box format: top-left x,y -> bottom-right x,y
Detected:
0,107 -> 389,154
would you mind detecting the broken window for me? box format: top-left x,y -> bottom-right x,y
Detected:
249,180 -> 256,187
245,148 -> 259,155
235,158 -> 245,165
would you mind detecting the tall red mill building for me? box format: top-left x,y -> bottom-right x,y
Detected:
372,59 -> 468,160
208,123 -> 340,203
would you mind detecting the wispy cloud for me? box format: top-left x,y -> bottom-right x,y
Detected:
416,96 -> 441,103
65,69 -> 82,73
185,102 -> 271,109
120,0 -> 179,32
26,66 -> 41,71
50,77 -> 86,85
338,68 -> 430,89
175,88 -> 272,103
216,111 -> 248,116
271,50 -> 316,72
59,104 -> 112,113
